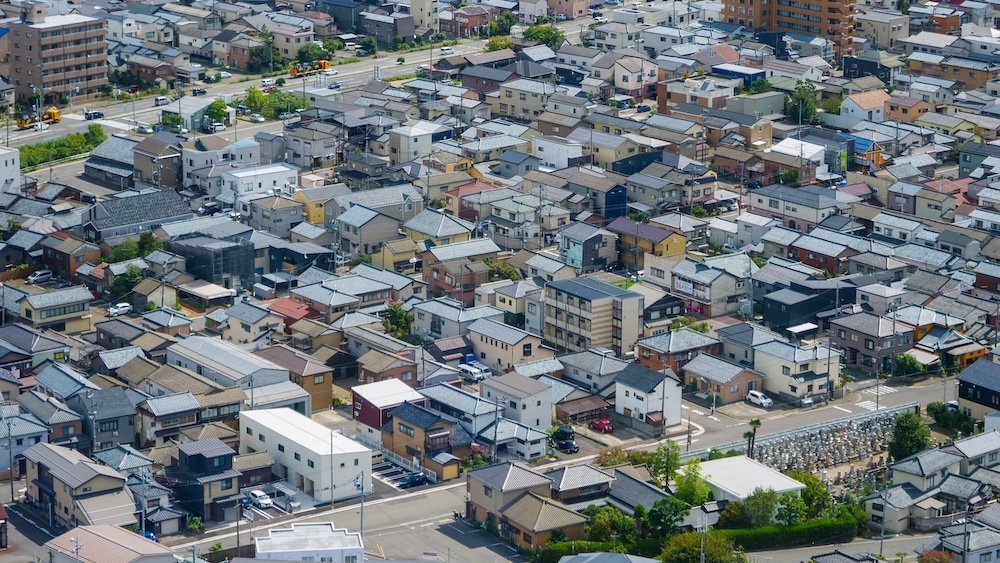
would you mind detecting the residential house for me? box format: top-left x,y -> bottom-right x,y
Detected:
82,190 -> 193,243
17,285 -> 94,334
558,349 -> 630,396
613,363 -> 682,436
606,217 -> 686,273
381,401 -> 470,480
334,205 -> 399,256
41,237 -> 101,282
957,358 -> 1000,420
23,442 -> 136,528
67,387 -> 138,452
830,312 -> 913,375
253,345 -> 333,413
170,438 -> 241,522
680,353 -> 764,405
0,404 -> 48,477
403,208 -> 474,246
636,328 -> 721,374
222,301 -> 285,344
495,492 -> 587,550
135,392 -> 201,446
411,298 -> 505,340
248,196 -> 304,239
753,340 -> 842,403
351,379 -> 426,444
480,373 -> 552,431
466,462 -> 551,525
42,525 -> 173,563
841,90 -> 892,122
556,223 -> 617,273
669,254 -> 756,316
493,79 -> 558,120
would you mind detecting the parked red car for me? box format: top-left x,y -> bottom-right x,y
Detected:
589,419 -> 614,433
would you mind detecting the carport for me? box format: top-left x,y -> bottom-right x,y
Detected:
556,395 -> 611,423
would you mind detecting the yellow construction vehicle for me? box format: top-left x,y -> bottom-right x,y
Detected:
16,107 -> 61,129
289,59 -> 331,78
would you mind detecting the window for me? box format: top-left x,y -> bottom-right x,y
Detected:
865,339 -> 875,350
308,460 -> 315,468
313,374 -> 325,384
221,478 -> 233,490
399,423 -> 415,437
484,486 -> 493,497
782,366 -> 790,375
278,444 -> 285,452
294,452 -> 301,461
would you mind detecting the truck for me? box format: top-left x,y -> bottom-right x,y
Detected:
289,59 -> 331,78
16,107 -> 61,130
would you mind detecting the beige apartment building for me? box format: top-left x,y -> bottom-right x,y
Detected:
721,0 -> 855,57
8,9 -> 108,104
543,277 -> 644,357
493,79 -> 558,120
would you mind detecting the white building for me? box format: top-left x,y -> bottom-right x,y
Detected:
0,146 -> 21,193
531,136 -> 585,170
700,455 -> 805,502
255,522 -> 363,563
219,163 -> 299,207
241,408 -> 372,504
388,121 -> 445,165
612,363 -> 683,429
753,340 -> 841,403
480,373 -> 552,431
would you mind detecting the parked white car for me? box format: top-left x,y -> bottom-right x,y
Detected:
107,303 -> 133,317
745,390 -> 773,408
250,490 -> 273,509
219,71 -> 233,79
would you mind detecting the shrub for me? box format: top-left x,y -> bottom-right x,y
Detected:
926,401 -> 975,436
715,506 -> 857,551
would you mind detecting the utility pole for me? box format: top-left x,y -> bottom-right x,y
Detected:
71,536 -> 82,563
4,409 -> 13,503
355,474 -> 366,540
329,429 -> 335,507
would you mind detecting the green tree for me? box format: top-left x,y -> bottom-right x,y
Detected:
784,80 -> 819,124
206,99 -> 229,123
111,265 -> 145,299
523,24 -> 564,48
244,87 -> 268,113
484,35 -> 514,52
323,38 -> 345,54
111,239 -> 139,262
888,411 -> 932,462
0,219 -> 19,241
382,303 -> 413,338
648,496 -> 689,536
895,0 -> 909,12
820,95 -> 843,115
786,470 -> 832,519
83,124 -> 107,146
649,441 -> 682,487
595,445 -> 629,467
483,257 -> 521,281
775,491 -> 807,526
659,531 -> 747,563
717,501 -> 749,528
185,515 -> 203,534
777,169 -> 799,185
743,487 -> 779,528
670,316 -> 710,333
138,232 -> 162,257
210,544 -> 223,553
161,113 -> 183,129
674,458 -> 711,506
748,78 -> 773,94
584,505 -> 636,542
297,43 -> 327,63
894,353 -> 924,376
360,36 -> 377,54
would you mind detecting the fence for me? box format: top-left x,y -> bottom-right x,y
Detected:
352,431 -> 436,482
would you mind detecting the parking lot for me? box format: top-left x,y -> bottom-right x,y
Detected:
372,459 -> 430,491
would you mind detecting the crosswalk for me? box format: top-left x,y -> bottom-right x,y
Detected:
855,385 -> 898,411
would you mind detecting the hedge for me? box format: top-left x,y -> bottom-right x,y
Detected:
716,506 -> 857,551
19,124 -> 107,169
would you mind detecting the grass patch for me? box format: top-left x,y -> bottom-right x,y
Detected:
382,73 -> 418,82
20,124 -> 106,169
331,57 -> 361,66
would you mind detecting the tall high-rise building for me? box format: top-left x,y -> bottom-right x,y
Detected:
8,5 -> 108,105
721,0 -> 855,57
410,0 -> 439,33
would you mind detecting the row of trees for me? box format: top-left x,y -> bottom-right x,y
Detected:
239,87 -> 311,119
19,124 -> 106,168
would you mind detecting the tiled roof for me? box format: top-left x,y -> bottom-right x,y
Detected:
468,461 -> 551,491
614,363 -> 678,393
90,190 -> 191,230
637,328 -> 719,354
141,391 -> 200,416
546,464 -> 615,492
501,492 -> 587,532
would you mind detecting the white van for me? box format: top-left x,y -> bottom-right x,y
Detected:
154,96 -> 169,106
458,362 -> 492,383
439,46 -> 454,55
261,78 -> 276,87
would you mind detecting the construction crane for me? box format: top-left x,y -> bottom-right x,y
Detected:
16,107 -> 61,129
289,59 -> 331,78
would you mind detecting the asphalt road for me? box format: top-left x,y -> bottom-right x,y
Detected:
3,18 -> 594,150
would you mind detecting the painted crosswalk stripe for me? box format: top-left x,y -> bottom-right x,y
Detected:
862,386 -> 897,396
833,405 -> 852,413
855,400 -> 879,411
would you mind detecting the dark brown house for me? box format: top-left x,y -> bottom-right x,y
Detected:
460,65 -> 519,98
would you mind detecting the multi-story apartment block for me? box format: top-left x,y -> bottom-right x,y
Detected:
720,0 -> 855,57
9,10 -> 108,104
543,277 -> 644,357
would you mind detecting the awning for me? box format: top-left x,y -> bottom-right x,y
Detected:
915,497 -> 945,510
273,482 -> 298,497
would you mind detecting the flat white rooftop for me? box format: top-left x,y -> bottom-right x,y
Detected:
255,522 -> 363,553
242,408 -> 371,455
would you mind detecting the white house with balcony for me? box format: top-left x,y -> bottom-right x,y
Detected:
219,163 -> 299,207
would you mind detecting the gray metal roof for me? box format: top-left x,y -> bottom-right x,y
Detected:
614,363 -> 678,393
336,204 -> 381,228
98,346 -> 145,370
36,362 -> 99,399
23,442 -> 124,489
177,438 -> 235,458
93,444 -> 154,472
681,353 -> 754,384
227,301 -> 274,324
420,383 -> 504,416
558,349 -> 629,375
467,317 -> 531,345
546,464 -> 615,492
141,391 -> 201,416
404,209 -> 474,238
637,328 -> 719,354
428,238 -> 501,261
351,264 -> 418,291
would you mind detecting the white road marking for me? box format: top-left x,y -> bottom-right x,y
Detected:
855,400 -> 879,411
96,119 -> 134,131
833,405 -> 852,413
692,409 -> 705,415
862,386 -> 897,396
708,416 -> 720,422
